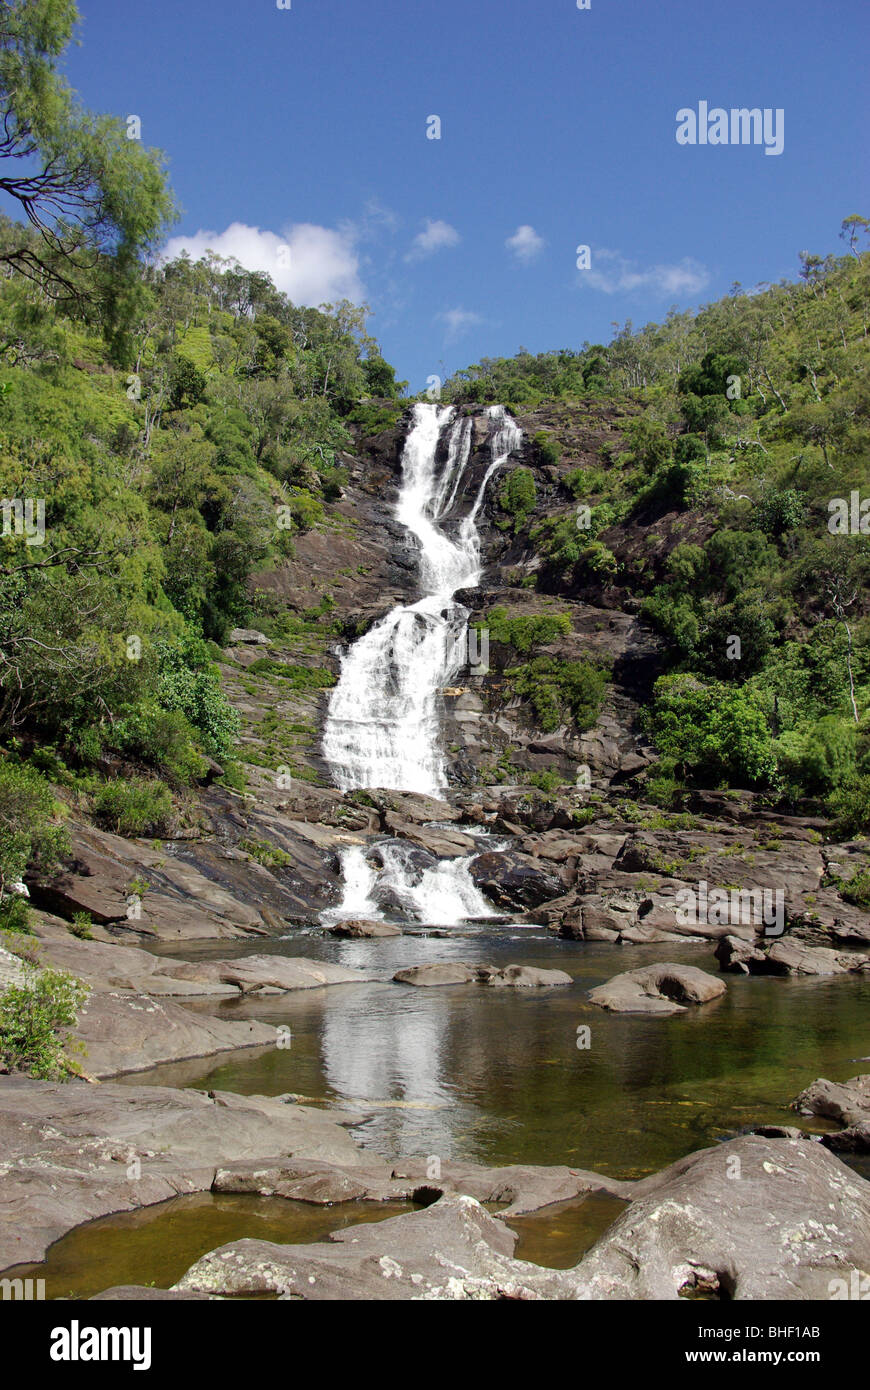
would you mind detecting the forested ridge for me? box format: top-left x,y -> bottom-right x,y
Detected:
0,0 -> 868,930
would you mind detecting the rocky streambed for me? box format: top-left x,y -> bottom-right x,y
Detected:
2,772 -> 870,1300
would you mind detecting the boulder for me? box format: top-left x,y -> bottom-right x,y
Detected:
393,963 -> 478,987
716,935 -> 870,977
475,964 -> 572,988
575,1135 -> 870,1300
326,919 -> 402,938
588,963 -> 727,1016
469,850 -> 565,909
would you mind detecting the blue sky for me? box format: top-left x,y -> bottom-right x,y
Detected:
65,0 -> 869,390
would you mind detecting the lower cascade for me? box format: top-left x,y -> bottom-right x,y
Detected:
321,402 -> 522,924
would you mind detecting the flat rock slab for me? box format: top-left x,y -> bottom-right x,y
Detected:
393,962 -> 572,988
588,963 -> 726,1015
72,990 -> 277,1078
0,1078 -> 380,1271
162,955 -> 380,993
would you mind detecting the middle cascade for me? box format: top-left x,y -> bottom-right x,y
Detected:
322,402 -> 522,796
321,402 -> 522,926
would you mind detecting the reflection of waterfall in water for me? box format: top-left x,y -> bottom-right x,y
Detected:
321,404 -> 522,925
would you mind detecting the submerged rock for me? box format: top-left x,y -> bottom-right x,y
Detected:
393,962 -> 572,988
588,963 -> 726,1015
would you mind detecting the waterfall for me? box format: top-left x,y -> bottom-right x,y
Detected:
321,402 -> 521,926
322,402 -> 522,795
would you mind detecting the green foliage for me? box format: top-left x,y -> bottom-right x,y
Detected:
533,431 -> 561,466
91,777 -> 173,837
246,659 -> 335,689
238,837 -> 291,869
0,966 -> 89,1080
69,911 -> 94,940
0,762 -> 69,900
155,635 -> 240,758
498,467 -> 537,530
504,656 -> 610,733
0,894 -> 32,933
479,607 -> 571,652
647,674 -> 777,788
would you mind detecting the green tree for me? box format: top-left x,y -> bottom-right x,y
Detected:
0,0 -> 175,341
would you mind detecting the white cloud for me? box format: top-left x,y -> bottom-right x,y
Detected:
437,307 -> 482,341
506,225 -> 545,262
580,249 -> 710,297
405,219 -> 461,262
162,220 -> 363,305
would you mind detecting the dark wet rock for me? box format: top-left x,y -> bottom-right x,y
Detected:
588,963 -> 726,1015
326,919 -> 402,938
469,850 -> 565,909
575,1135 -> 870,1300
0,1078 -> 375,1271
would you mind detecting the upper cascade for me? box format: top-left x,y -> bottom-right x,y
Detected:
321,402 -> 522,796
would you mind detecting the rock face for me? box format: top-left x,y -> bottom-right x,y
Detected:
393,962 -> 572,989
588,963 -> 726,1015
0,1078 -> 378,1271
575,1135 -> 870,1300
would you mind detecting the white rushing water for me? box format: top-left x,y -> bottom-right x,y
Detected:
321,402 -> 522,925
323,402 -> 521,794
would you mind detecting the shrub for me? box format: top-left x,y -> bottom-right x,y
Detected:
0,967 -> 89,1080
480,607 -> 571,653
533,430 -> 561,466
91,778 -> 173,837
647,674 -> 776,788
498,468 -> 537,529
0,762 -> 70,903
505,656 -> 610,733
156,635 -> 241,758
0,894 -> 32,934
113,702 -> 208,784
